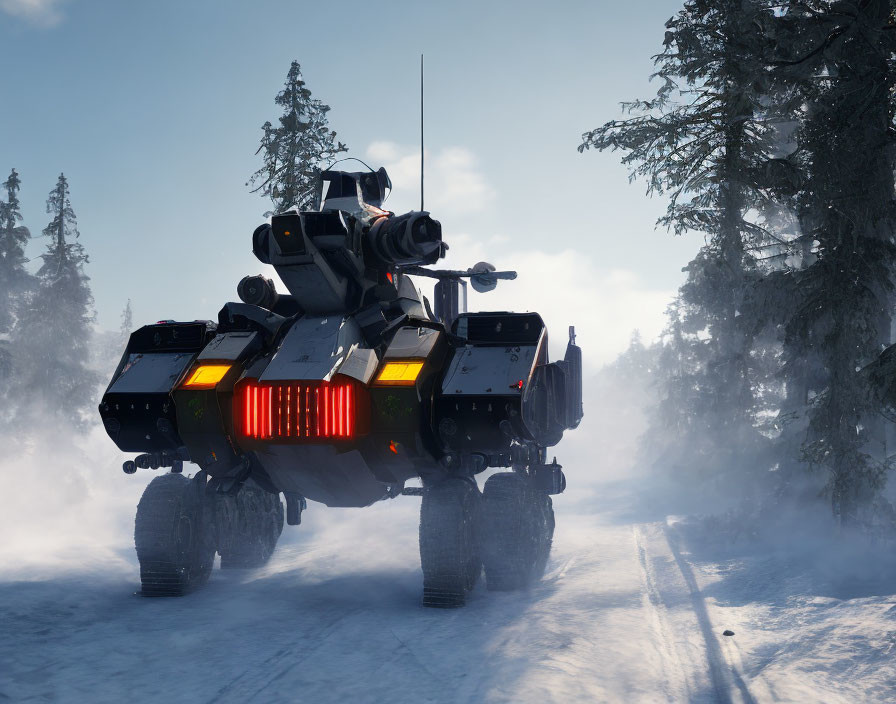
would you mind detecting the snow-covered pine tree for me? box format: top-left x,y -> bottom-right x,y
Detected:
580,0 -> 777,492
768,0 -> 896,524
12,173 -> 96,427
119,298 -> 132,348
0,168 -> 33,383
249,61 -> 348,215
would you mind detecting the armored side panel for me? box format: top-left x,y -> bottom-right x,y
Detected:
522,364 -> 567,447
521,326 -> 584,446
172,331 -> 261,475
99,323 -> 215,452
364,324 -> 448,483
435,312 -> 546,453
562,329 -> 583,428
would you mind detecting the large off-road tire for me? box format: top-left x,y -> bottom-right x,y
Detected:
419,477 -> 482,608
217,482 -> 284,570
481,472 -> 554,591
134,473 -> 216,596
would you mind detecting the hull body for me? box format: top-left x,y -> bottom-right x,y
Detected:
100,308 -> 581,508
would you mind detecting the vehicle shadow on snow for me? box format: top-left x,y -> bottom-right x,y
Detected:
0,478 -> 643,704
189,560 -> 593,702
205,548 -> 573,616
0,559 -> 579,703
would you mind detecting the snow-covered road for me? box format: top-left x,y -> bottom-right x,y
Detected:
1,478 -> 779,704
2,414 -> 895,704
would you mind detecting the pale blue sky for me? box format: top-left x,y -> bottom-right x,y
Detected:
1,0 -> 695,364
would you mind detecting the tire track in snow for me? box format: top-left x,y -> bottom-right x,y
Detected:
633,525 -> 694,703
661,522 -> 756,704
203,608 -> 361,704
541,556 -> 575,584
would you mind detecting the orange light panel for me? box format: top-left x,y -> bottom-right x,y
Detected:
182,363 -> 232,389
375,361 -> 424,385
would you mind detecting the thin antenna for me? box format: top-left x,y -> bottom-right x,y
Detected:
420,53 -> 424,212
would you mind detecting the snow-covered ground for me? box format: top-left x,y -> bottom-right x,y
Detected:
2,422 -> 896,702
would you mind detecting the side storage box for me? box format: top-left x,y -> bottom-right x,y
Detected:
435,312 -> 547,452
99,322 -> 216,453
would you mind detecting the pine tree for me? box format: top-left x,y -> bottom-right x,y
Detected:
249,61 -> 348,215
640,298 -> 709,481
12,173 -> 96,427
0,168 -> 31,294
119,299 -> 133,348
768,1 -> 896,523
0,168 -> 33,382
580,0 -> 777,489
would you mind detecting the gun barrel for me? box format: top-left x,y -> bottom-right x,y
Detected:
368,211 -> 443,267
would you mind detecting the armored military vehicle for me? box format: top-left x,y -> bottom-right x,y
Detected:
99,167 -> 582,607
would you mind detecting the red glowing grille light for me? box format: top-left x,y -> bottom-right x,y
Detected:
236,379 -> 357,440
